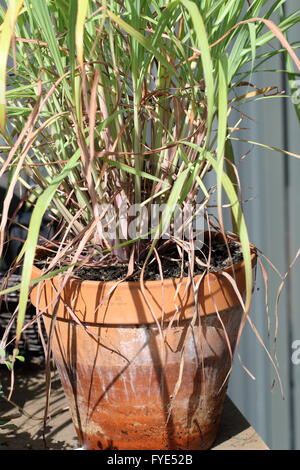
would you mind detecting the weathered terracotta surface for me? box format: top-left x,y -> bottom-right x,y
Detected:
30,240 -> 256,450
46,307 -> 243,450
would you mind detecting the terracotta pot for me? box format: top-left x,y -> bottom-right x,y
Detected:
30,235 -> 257,450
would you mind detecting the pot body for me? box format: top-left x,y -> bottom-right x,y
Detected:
30,249 -> 256,450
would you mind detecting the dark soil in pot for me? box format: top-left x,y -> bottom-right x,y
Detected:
75,239 -> 243,282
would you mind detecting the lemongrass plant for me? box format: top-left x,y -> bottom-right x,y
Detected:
0,0 -> 300,343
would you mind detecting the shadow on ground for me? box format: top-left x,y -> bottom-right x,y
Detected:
0,363 -> 264,450
0,364 -> 78,450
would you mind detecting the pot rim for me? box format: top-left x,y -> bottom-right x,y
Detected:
33,232 -> 257,289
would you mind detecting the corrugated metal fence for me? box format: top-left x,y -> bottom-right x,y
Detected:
228,2 -> 300,449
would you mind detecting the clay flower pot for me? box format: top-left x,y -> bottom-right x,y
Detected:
30,237 -> 256,450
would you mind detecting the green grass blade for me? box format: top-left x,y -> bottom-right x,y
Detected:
180,0 -> 215,146
0,0 -> 24,134
27,0 -> 72,101
105,7 -> 178,79
179,142 -> 253,317
15,150 -> 83,341
216,55 -> 229,229
75,0 -> 89,69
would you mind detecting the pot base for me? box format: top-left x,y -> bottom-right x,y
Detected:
76,425 -> 221,450
49,306 -> 242,450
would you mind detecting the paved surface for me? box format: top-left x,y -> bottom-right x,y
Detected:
212,396 -> 268,450
0,366 -> 268,450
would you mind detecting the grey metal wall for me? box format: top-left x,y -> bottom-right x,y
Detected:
228,2 -> 300,449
